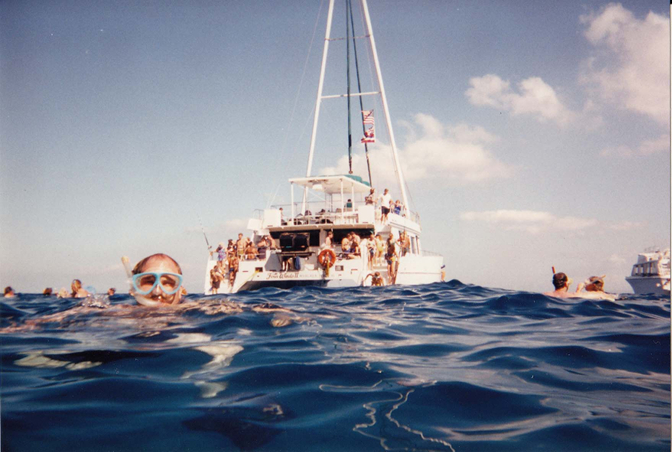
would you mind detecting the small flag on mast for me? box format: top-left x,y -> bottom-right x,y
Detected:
362,110 -> 375,125
361,110 -> 375,143
361,126 -> 375,143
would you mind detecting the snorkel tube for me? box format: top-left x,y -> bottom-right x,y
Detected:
122,256 -> 161,307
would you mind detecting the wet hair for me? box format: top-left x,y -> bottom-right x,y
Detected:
43,288 -> 53,296
552,272 -> 568,289
132,253 -> 182,275
585,277 -> 604,291
4,286 -> 14,295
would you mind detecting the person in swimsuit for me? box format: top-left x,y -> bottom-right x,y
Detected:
366,234 -> 376,269
375,234 -> 385,266
70,279 -> 90,298
364,271 -> 385,286
385,234 -> 399,284
236,233 -> 247,260
210,263 -> 225,294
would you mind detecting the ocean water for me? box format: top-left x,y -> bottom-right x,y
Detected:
1,281 -> 669,452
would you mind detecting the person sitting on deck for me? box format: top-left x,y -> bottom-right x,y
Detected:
349,235 -> 361,259
322,231 -> 334,249
341,235 -> 351,258
393,200 -> 402,215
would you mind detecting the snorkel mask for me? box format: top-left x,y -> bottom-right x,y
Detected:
122,256 -> 183,307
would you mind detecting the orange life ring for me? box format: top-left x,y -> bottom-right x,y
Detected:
317,248 -> 337,268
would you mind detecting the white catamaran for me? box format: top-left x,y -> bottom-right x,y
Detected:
204,0 -> 443,294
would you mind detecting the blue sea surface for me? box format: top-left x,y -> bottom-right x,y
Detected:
1,281 -> 669,451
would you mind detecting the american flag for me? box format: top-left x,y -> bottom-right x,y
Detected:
362,110 -> 374,125
361,126 -> 375,143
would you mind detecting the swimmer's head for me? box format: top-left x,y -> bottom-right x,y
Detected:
585,276 -> 604,292
552,272 -> 571,289
4,286 -> 15,296
131,253 -> 183,307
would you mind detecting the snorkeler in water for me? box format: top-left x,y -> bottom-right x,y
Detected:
127,253 -> 184,306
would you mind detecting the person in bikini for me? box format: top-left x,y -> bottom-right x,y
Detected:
385,234 -> 399,284
374,234 -> 385,266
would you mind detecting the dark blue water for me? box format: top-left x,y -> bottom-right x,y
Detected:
2,281 -> 669,451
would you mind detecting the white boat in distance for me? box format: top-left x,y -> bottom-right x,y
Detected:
625,248 -> 670,296
204,0 -> 443,294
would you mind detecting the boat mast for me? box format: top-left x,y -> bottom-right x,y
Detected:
360,0 -> 409,208
303,0 -> 335,213
305,0 -> 335,180
304,0 -> 409,210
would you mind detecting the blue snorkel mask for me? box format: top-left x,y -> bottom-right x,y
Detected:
131,272 -> 183,295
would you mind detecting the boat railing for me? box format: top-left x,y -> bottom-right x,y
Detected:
421,249 -> 442,257
263,202 -> 420,227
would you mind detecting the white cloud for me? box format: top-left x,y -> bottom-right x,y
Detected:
466,74 -> 574,125
319,114 -> 513,187
459,209 -> 598,234
608,221 -> 644,231
608,254 -> 627,265
580,4 -> 670,124
599,133 -> 670,157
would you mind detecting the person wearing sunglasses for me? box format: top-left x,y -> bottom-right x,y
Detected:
131,253 -> 184,306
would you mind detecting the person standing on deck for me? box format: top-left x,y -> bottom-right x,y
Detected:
379,189 -> 392,223
385,234 -> 399,284
236,233 -> 246,261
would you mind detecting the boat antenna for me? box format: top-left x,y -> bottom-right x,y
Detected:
198,214 -> 213,253
349,0 -> 373,186
346,0 -> 353,174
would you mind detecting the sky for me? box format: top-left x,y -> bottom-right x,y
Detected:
1,0 -> 669,295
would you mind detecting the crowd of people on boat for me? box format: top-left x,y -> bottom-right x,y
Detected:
208,233 -> 278,294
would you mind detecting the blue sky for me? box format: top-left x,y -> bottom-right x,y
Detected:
1,0 -> 669,294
